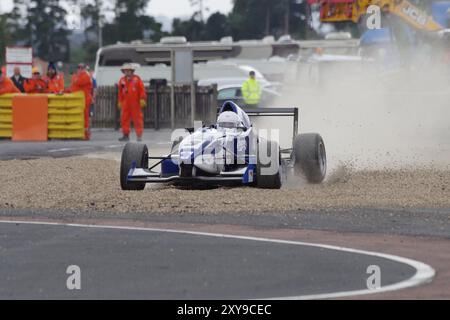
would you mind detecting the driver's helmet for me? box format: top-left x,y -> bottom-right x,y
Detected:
217,111 -> 241,129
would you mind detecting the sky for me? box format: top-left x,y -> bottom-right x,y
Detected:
0,0 -> 234,18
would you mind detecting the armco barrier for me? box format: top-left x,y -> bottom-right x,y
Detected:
0,92 -> 86,140
0,94 -> 13,138
48,92 -> 85,139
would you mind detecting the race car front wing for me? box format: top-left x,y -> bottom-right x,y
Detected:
127,165 -> 256,185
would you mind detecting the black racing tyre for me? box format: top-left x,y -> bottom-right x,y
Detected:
293,133 -> 327,184
257,138 -> 282,189
120,142 -> 149,191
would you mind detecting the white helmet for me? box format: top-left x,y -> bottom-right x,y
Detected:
121,63 -> 137,71
217,111 -> 241,129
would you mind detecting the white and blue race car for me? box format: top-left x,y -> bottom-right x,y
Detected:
120,101 -> 326,190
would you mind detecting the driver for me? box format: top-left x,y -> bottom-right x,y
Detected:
217,111 -> 242,129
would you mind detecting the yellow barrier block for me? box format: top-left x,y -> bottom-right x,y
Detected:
0,114 -> 12,122
48,109 -> 84,116
0,102 -> 12,107
47,92 -> 85,140
0,94 -> 14,107
48,100 -> 84,107
0,125 -> 12,138
48,130 -> 85,139
0,130 -> 12,138
48,114 -> 84,124
48,92 -> 84,107
48,123 -> 84,130
0,108 -> 12,115
0,94 -> 14,138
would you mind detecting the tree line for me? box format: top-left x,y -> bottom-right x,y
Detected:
0,0 -> 314,65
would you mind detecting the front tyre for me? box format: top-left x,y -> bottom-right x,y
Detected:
120,143 -> 149,191
257,138 -> 282,189
293,133 -> 327,184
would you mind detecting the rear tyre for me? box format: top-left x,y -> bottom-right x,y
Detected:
120,142 -> 149,191
293,133 -> 327,184
257,138 -> 282,189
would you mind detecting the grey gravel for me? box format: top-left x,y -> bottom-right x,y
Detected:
1,157 -> 450,215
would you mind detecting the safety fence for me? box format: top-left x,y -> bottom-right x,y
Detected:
0,92 -> 85,140
93,86 -> 119,129
92,84 -> 218,129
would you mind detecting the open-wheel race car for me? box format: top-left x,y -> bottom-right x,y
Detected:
120,101 -> 327,190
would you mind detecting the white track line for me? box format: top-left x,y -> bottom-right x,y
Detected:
48,147 -> 94,153
0,219 -> 435,300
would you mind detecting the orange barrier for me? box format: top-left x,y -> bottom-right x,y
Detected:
12,95 -> 48,141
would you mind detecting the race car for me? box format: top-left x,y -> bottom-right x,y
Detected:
120,101 -> 326,190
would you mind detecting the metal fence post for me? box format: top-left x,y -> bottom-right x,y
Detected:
114,84 -> 120,131
153,85 -> 159,130
191,81 -> 197,127
170,50 -> 175,130
210,84 -> 218,125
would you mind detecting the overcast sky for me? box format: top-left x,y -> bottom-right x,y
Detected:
0,0 -> 233,18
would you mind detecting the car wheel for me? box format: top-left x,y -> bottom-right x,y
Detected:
257,138 -> 282,189
120,142 -> 148,191
293,133 -> 327,184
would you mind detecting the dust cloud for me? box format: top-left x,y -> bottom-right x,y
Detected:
257,59 -> 450,177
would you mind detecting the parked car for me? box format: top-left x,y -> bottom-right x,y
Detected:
216,84 -> 281,109
198,77 -> 281,109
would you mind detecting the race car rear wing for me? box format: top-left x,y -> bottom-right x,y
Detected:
245,107 -> 299,144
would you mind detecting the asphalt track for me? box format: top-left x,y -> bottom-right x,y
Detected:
0,129 -> 172,160
0,220 -> 430,300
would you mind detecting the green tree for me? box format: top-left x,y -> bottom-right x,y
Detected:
0,14 -> 9,65
189,0 -> 206,23
228,0 -> 280,40
4,0 -> 28,46
172,0 -> 208,41
7,0 -> 70,61
290,0 -> 314,39
204,12 -> 230,41
172,17 -> 205,41
228,0 -> 314,40
103,0 -> 166,44
79,0 -> 108,62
